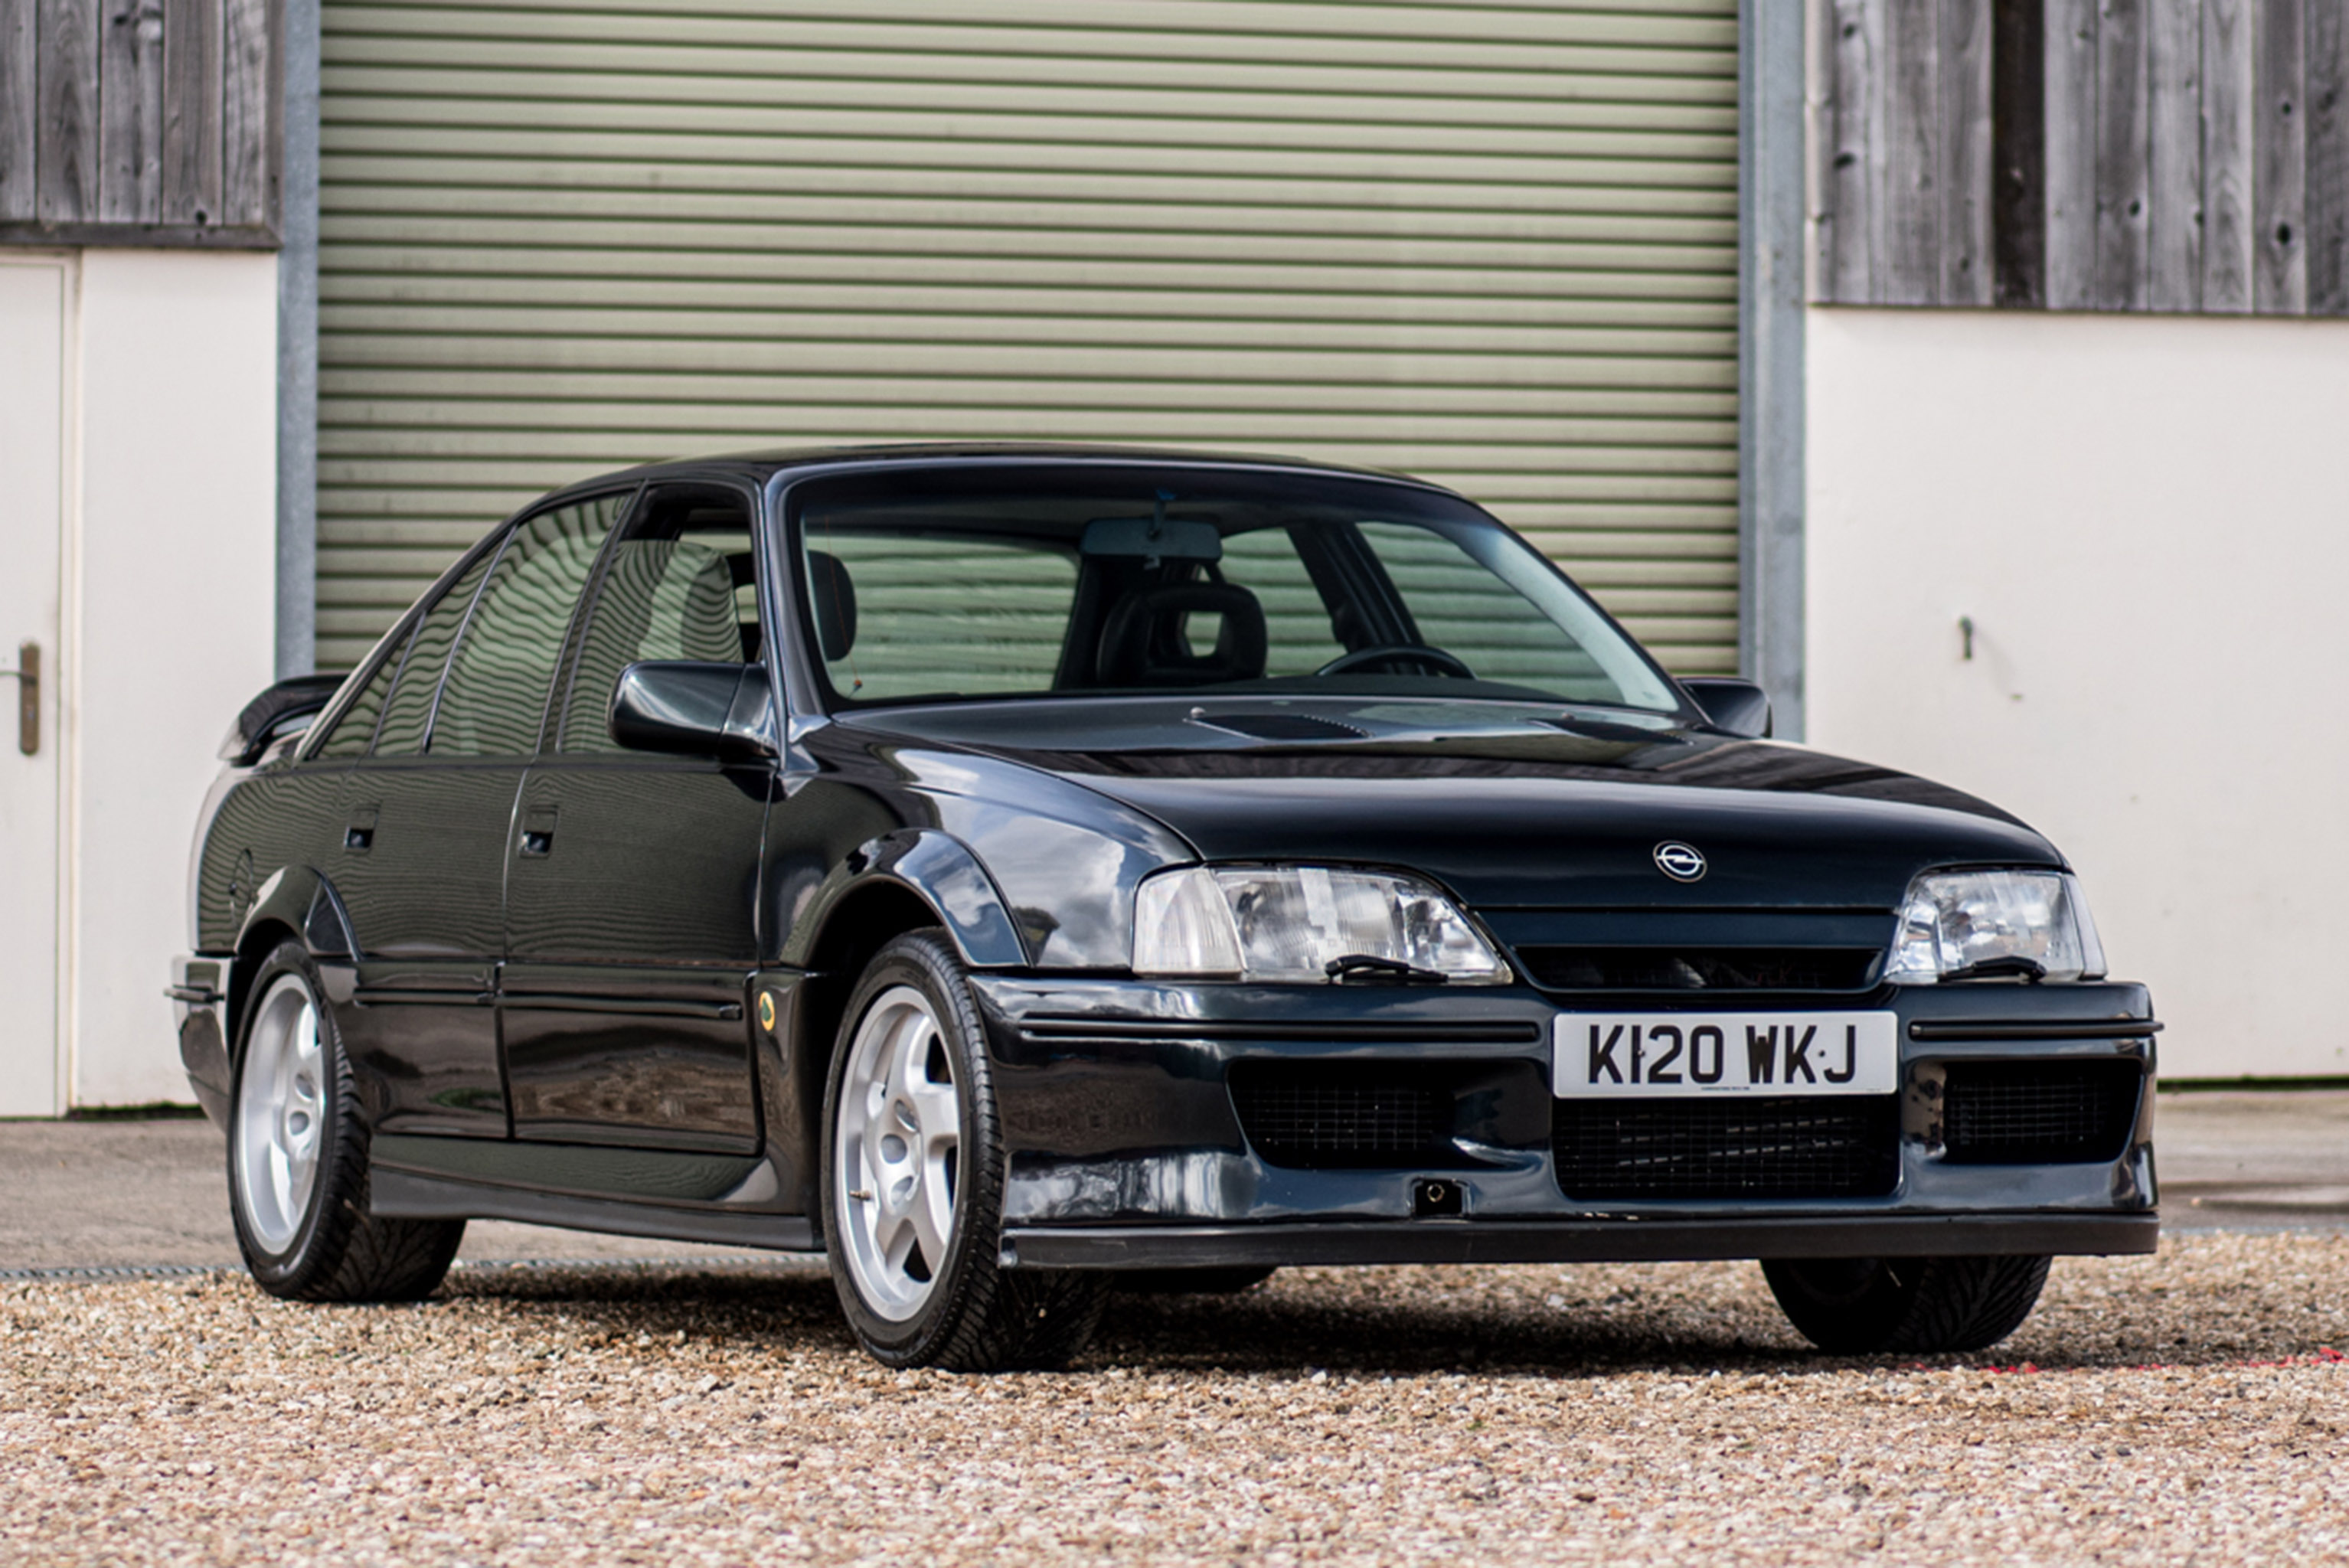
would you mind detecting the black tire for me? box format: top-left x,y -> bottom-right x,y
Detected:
227,942 -> 465,1302
1115,1266 -> 1279,1295
1763,1254 -> 2052,1354
819,929 -> 1108,1371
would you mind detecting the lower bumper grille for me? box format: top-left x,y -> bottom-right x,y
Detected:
1516,946 -> 1881,992
1551,1096 -> 1900,1200
1940,1060 -> 2142,1164
1228,1062 -> 1455,1169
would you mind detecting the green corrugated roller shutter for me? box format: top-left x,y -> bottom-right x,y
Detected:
316,0 -> 1740,673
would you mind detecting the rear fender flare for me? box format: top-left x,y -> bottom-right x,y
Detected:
227,866 -> 358,1048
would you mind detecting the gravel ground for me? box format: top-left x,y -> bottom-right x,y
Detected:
6,1233 -> 2347,1566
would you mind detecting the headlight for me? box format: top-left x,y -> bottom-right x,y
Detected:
1886,869 -> 2107,983
1132,865 -> 1508,983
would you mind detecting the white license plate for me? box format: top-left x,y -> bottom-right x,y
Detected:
1552,1012 -> 1899,1098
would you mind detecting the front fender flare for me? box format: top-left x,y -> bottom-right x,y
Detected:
782,829 -> 1031,971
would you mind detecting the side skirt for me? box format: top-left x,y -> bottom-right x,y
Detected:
371,1168 -> 818,1252
368,1134 -> 818,1253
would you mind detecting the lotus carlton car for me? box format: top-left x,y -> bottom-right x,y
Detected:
173,447 -> 2158,1370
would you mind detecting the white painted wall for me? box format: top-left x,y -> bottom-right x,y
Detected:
1808,307 -> 2349,1080
69,250 -> 279,1106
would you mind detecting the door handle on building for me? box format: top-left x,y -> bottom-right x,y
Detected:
0,642 -> 37,756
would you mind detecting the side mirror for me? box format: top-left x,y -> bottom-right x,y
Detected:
610,662 -> 778,761
1679,677 -> 1773,740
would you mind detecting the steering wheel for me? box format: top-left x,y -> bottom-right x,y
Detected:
1314,644 -> 1476,679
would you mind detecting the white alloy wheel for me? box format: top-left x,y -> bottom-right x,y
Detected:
234,974 -> 329,1255
832,985 -> 962,1321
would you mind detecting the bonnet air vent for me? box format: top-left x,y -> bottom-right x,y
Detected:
1197,712 -> 1368,742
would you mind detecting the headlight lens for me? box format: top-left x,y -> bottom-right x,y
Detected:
1887,869 -> 2107,983
1132,865 -> 1508,983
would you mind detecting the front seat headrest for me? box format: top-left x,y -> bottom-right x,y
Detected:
1096,581 -> 1268,688
805,550 -> 858,662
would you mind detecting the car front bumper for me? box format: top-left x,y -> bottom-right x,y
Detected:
972,976 -> 2159,1269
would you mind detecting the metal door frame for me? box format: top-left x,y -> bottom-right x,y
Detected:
0,251 -> 78,1115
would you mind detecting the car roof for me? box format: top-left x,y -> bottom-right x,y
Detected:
538,442 -> 1462,503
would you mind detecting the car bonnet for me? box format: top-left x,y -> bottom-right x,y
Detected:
832,697 -> 2061,913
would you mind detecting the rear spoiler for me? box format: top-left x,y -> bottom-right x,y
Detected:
219,674 -> 348,766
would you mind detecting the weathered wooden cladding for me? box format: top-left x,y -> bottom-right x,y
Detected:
1814,0 -> 2349,314
1991,0 -> 2047,305
0,0 -> 276,243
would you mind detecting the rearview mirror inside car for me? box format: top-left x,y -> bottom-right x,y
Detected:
609,661 -> 777,761
1679,677 -> 1772,739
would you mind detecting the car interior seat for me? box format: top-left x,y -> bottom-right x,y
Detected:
805,549 -> 858,662
1095,581 -> 1268,688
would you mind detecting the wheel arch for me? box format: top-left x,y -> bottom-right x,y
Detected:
781,836 -> 1025,1189
227,866 -> 357,1060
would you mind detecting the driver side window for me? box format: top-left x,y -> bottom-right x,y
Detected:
559,485 -> 760,753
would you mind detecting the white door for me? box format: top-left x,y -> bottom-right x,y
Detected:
0,257 -> 68,1116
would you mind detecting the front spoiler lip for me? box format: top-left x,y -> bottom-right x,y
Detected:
999,1212 -> 2160,1269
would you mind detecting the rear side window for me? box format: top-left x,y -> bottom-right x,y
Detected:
802,532 -> 1077,704
433,495 -> 624,757
371,547 -> 498,756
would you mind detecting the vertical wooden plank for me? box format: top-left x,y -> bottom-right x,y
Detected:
34,0 -> 100,223
1,0 -> 34,220
219,0 -> 267,226
98,0 -> 165,223
1824,0 -> 1885,300
2305,0 -> 2349,312
1818,0 -> 1870,300
1885,0 -> 1942,302
1994,0 -> 2049,305
2201,0 -> 2258,310
1940,0 -> 1995,302
2253,0 -> 2305,311
2095,0 -> 2151,308
2146,0 -> 2203,308
2045,0 -> 2101,306
160,0 -> 221,225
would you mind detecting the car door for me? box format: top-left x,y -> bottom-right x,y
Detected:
500,481 -> 773,1155
332,492 -> 627,1138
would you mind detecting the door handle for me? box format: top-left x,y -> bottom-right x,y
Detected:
519,805 -> 558,858
345,805 -> 378,852
0,642 -> 38,756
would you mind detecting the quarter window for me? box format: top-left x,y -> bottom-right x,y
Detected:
311,632 -> 407,758
432,495 -> 624,757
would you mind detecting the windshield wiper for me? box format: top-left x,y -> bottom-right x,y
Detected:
1325,953 -> 1449,985
1942,955 -> 2047,983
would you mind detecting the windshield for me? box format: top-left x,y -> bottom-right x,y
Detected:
787,463 -> 1683,715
